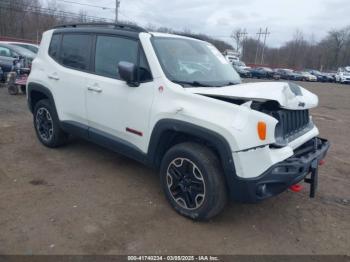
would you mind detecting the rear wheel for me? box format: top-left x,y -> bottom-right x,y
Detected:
160,142 -> 227,221
33,99 -> 68,148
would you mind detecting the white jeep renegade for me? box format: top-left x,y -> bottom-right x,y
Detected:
27,23 -> 329,220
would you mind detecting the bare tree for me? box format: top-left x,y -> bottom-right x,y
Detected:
231,29 -> 243,52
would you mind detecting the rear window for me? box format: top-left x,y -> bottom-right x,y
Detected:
60,34 -> 92,70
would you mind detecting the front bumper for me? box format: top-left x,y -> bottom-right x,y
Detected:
229,137 -> 329,203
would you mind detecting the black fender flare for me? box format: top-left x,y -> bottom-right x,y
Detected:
147,119 -> 237,191
27,83 -> 57,115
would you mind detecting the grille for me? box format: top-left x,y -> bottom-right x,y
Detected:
273,109 -> 310,142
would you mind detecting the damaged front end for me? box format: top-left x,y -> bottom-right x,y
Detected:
230,137 -> 329,203
186,81 -> 329,201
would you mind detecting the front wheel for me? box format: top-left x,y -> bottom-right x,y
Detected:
160,142 -> 228,221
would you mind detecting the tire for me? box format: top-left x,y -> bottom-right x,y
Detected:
8,84 -> 18,95
20,85 -> 26,94
33,99 -> 68,148
160,142 -> 228,221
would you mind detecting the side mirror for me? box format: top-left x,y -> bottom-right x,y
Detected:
118,61 -> 139,87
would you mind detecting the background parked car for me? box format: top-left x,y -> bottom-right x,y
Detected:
0,43 -> 35,74
0,41 -> 39,54
300,71 -> 317,82
276,69 -> 303,81
291,71 -> 304,81
232,61 -> 251,78
335,67 -> 350,84
324,72 -> 336,83
308,70 -> 328,82
270,69 -> 281,80
250,67 -> 277,79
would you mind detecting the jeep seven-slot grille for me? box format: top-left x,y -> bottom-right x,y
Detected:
273,109 -> 310,140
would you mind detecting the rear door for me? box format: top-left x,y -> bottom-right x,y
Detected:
47,33 -> 92,127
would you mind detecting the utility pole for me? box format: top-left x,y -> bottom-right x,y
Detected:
260,27 -> 270,65
115,0 -> 120,23
254,28 -> 263,65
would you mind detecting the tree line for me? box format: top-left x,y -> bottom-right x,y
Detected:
0,0 -> 232,51
1,0 -> 349,71
239,27 -> 350,71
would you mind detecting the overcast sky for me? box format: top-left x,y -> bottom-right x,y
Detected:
47,0 -> 349,47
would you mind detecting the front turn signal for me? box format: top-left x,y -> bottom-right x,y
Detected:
257,121 -> 267,140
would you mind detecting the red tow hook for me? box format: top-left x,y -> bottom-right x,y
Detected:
289,184 -> 303,192
319,159 -> 326,166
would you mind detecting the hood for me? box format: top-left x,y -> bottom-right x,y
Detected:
186,81 -> 318,110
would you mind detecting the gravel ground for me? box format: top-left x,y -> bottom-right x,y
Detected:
0,80 -> 349,255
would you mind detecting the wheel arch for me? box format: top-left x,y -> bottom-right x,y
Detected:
27,83 -> 57,116
147,119 -> 236,188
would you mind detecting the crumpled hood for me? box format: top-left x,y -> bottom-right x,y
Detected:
186,81 -> 318,110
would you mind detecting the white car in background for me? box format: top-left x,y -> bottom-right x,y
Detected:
335,67 -> 350,84
301,71 -> 317,82
225,54 -> 239,63
0,41 -> 39,54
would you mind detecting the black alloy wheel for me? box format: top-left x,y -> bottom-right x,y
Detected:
35,107 -> 54,142
166,157 -> 206,210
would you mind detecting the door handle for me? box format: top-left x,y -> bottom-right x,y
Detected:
48,73 -> 59,80
87,86 -> 102,93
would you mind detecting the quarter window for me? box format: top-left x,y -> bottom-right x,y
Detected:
48,34 -> 61,60
95,35 -> 138,79
60,34 -> 92,70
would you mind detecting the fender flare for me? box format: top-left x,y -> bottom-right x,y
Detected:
27,83 -> 57,115
147,119 -> 237,190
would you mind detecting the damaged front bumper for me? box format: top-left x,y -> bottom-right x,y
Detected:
229,137 -> 330,203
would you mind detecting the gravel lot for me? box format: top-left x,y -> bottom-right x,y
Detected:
0,80 -> 349,255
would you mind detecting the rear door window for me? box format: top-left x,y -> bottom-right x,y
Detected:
60,34 -> 92,70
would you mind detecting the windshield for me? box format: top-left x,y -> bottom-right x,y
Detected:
152,37 -> 241,87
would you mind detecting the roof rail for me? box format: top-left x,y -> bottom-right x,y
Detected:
53,23 -> 148,33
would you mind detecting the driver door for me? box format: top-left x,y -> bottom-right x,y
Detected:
86,34 -> 154,152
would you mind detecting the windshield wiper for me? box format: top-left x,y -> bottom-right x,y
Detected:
216,81 -> 239,87
172,80 -> 239,88
172,80 -> 214,87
